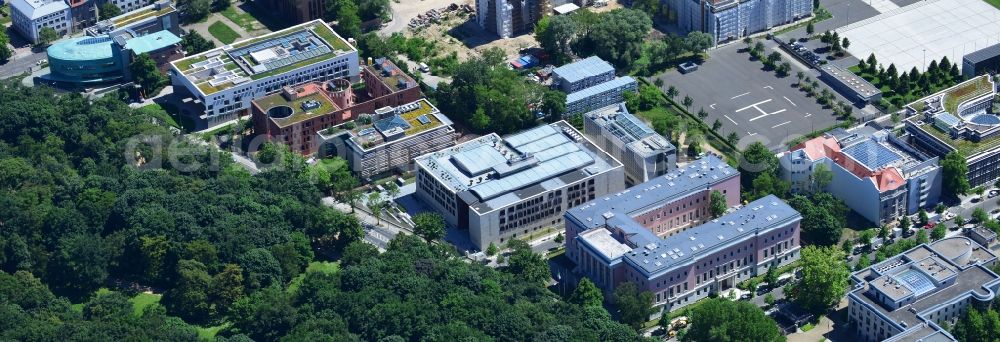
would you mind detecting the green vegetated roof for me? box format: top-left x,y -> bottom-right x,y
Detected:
944,75 -> 993,114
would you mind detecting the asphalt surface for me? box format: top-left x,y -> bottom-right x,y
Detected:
777,0 -> 881,41
654,43 -> 852,151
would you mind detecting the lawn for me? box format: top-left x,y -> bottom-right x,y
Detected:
197,323 -> 228,340
131,293 -> 162,316
208,21 -> 241,44
0,4 -> 11,25
137,103 -> 195,132
287,261 -> 340,294
221,6 -> 260,32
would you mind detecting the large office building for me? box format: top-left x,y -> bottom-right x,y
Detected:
667,0 -> 812,46
819,64 -> 882,104
415,121 -> 625,250
10,0 -> 72,44
170,20 -> 359,128
566,76 -> 637,117
847,237 -> 1000,341
963,43 -> 1000,80
67,0 -> 97,30
318,99 -> 457,180
779,127 -> 942,225
255,0 -> 324,24
475,0 -> 541,38
251,57 -> 421,155
551,56 -> 616,93
566,157 -> 801,311
583,102 -> 676,185
904,75 -> 1000,188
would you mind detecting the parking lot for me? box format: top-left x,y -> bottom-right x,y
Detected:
654,43 -> 852,151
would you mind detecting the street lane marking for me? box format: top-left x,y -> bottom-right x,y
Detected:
772,121 -> 792,128
735,99 -> 772,113
724,115 -> 739,125
784,96 -> 796,106
731,92 -> 751,99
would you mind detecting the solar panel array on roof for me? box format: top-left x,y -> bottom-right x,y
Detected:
228,31 -> 332,74
416,115 -> 431,125
374,115 -> 411,133
615,112 -> 655,139
469,150 -> 594,200
842,140 -> 903,171
505,124 -> 559,147
552,56 -> 615,84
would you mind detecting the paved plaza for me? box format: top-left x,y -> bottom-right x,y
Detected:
837,0 -> 1000,74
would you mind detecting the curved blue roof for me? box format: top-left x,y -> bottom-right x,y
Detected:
971,114 -> 1000,126
47,36 -> 114,61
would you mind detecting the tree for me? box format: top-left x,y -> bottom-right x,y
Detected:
918,209 -> 929,227
581,9 -> 651,68
942,152 -> 970,199
485,242 -> 498,256
99,2 -> 122,20
131,53 -> 168,96
727,132 -> 739,146
743,37 -> 753,48
535,15 -> 577,64
162,259 -> 213,323
335,0 -> 362,39
764,265 -> 778,288
858,229 -> 875,251
682,95 -> 693,110
796,71 -> 805,85
212,0 -> 232,11
710,190 -> 727,219
813,163 -> 833,191
684,31 -> 714,54
973,207 -> 989,224
764,293 -> 776,307
37,27 -> 59,46
238,248 -> 282,291
793,246 -> 849,313
613,282 -> 654,331
955,215 -> 965,227
178,0 -> 211,22
412,212 -> 445,242
931,225 -> 946,241
683,298 -> 783,342
739,141 -> 780,189
367,192 -> 385,224
900,216 -> 913,236
181,31 -> 216,55
504,240 -> 550,285
916,230 -> 929,244
712,118 -> 723,131
806,21 -> 814,35
569,278 -> 604,308
697,107 -> 708,120
0,29 -> 11,62
666,85 -> 678,100
554,232 -> 564,243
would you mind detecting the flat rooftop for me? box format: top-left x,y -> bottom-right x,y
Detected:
622,195 -> 799,277
850,237 -> 1000,334
821,64 -> 880,98
579,228 -> 633,262
836,0 -> 1000,74
414,121 -> 621,213
585,103 -> 676,157
254,83 -> 338,128
552,56 -> 615,84
368,57 -> 416,92
346,99 -> 451,150
110,3 -> 175,27
906,76 -> 999,156
171,20 -> 354,95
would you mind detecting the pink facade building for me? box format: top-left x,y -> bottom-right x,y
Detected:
565,155 -> 802,311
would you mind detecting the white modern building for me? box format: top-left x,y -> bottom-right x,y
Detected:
414,121 -> 626,250
668,0 -> 812,46
10,0 -> 72,44
847,237 -> 1000,341
779,127 -> 942,225
317,99 -> 458,180
583,103 -> 676,185
169,19 -> 359,128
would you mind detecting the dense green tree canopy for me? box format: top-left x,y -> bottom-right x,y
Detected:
683,298 -> 785,342
791,246 -> 850,313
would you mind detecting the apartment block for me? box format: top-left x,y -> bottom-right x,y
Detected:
476,0 -> 541,38
847,237 -> 1000,341
415,121 -> 625,250
11,0 -> 72,44
779,127 -> 942,225
583,102 -> 676,185
904,75 -> 1000,188
251,57 -> 421,155
551,56 -> 616,93
317,99 -> 457,180
170,20 -> 359,128
566,157 -> 801,312
668,0 -> 812,46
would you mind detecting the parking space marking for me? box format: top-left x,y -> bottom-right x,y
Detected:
731,92 -> 751,99
747,132 -> 758,136
710,103 -> 717,109
763,86 -> 774,90
804,113 -> 812,118
772,121 -> 792,129
735,99 -> 772,113
724,115 -> 739,125
784,96 -> 796,106
769,109 -> 787,115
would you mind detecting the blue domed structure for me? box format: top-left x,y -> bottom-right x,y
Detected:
46,35 -> 125,84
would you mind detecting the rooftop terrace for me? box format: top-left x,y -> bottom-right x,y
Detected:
171,20 -> 354,95
347,99 -> 448,150
255,84 -> 338,128
585,103 -> 676,157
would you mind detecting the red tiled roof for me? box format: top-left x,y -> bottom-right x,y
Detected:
791,136 -> 906,193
